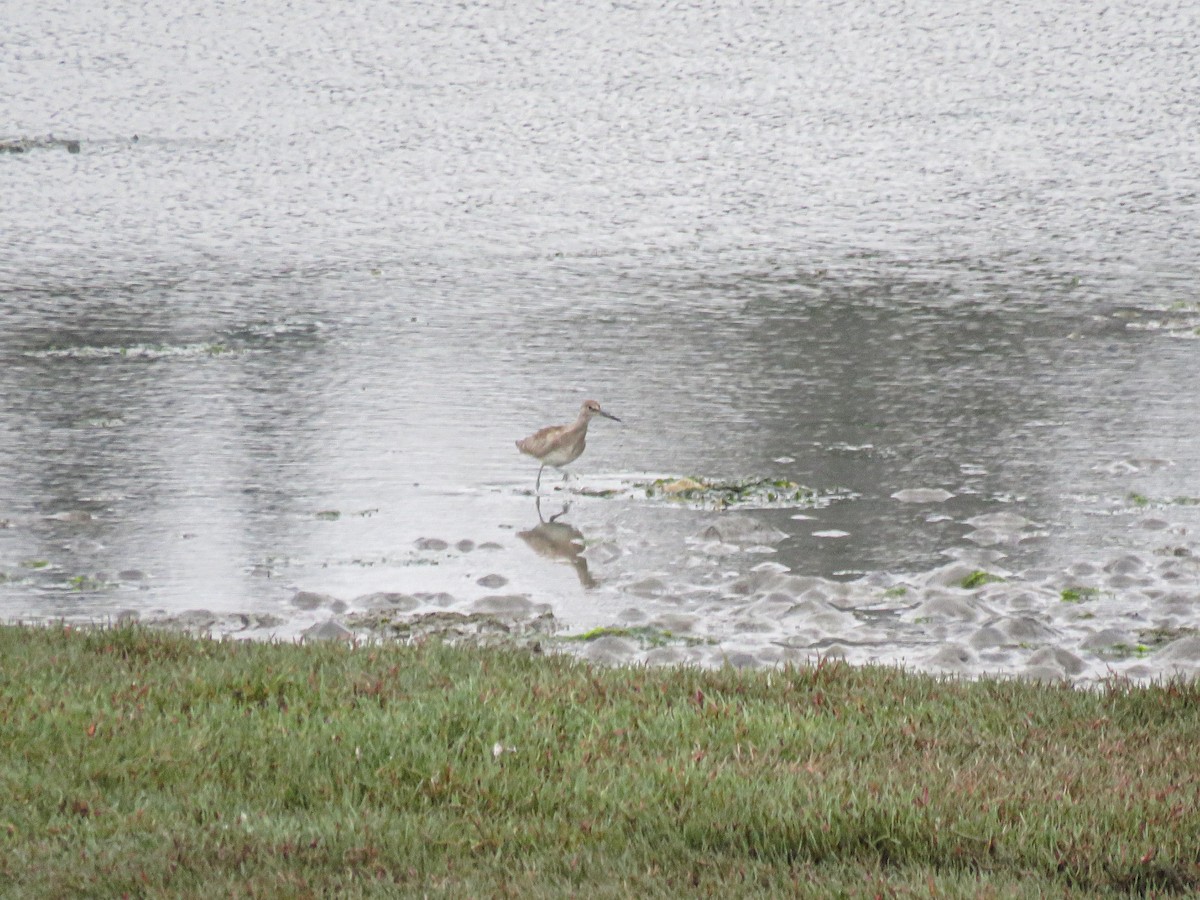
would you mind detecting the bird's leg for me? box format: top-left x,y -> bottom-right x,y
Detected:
535,464 -> 544,493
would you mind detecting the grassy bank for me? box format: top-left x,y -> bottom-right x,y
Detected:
0,625 -> 1197,897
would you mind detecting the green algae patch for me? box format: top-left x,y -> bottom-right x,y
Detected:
68,573 -> 116,592
559,625 -> 710,649
1126,492 -> 1200,509
637,475 -> 832,510
960,570 -> 1005,589
1100,643 -> 1153,660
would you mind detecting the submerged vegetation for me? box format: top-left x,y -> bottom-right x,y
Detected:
561,625 -> 711,649
637,476 -> 830,510
0,624 -> 1198,896
959,570 -> 1005,589
1061,586 -> 1103,603
1127,492 -> 1200,509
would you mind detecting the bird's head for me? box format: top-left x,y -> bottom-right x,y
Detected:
581,399 -> 621,422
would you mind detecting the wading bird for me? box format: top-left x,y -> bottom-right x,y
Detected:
516,399 -> 621,492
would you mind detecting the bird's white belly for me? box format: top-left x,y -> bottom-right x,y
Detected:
541,441 -> 583,468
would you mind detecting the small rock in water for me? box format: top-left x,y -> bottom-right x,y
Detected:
456,539 -> 476,552
1001,616 -> 1057,643
1028,646 -> 1086,676
807,608 -> 858,633
578,635 -> 638,664
1157,635 -> 1200,664
925,644 -> 974,671
627,577 -> 669,597
912,595 -> 983,622
924,562 -> 983,589
473,594 -> 534,616
1080,628 -> 1132,652
415,537 -> 449,551
414,591 -> 456,607
476,573 -> 508,589
1106,574 -> 1140,589
967,626 -> 1007,649
291,591 -> 336,610
721,651 -> 761,670
1104,554 -> 1146,574
303,619 -> 354,643
965,511 -> 1031,531
696,515 -> 789,545
643,647 -> 687,665
173,609 -> 218,629
1120,664 -> 1156,682
964,528 -> 1009,547
891,488 -> 954,504
354,592 -> 420,611
1020,664 -> 1068,683
651,613 -> 698,633
731,615 -> 777,634
990,588 -> 1045,611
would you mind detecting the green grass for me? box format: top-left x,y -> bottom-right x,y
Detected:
1,625 -> 1198,897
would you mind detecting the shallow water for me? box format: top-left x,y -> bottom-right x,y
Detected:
3,0 -> 1200,682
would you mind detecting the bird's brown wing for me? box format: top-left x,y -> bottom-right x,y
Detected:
516,424 -> 566,457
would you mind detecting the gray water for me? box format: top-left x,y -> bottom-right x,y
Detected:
3,0 -> 1200,679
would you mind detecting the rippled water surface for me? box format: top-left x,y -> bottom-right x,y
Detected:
3,0 -> 1199,680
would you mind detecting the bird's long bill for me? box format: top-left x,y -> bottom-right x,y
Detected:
599,409 -> 621,422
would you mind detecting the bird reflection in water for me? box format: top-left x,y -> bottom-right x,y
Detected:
517,498 -> 597,589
